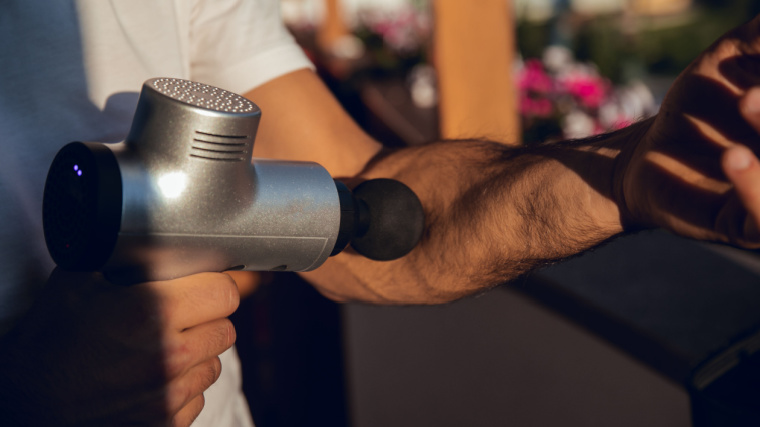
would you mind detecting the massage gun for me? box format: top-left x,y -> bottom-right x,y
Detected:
42,78 -> 424,283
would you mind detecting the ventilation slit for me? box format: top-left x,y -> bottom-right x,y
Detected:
190,130 -> 250,162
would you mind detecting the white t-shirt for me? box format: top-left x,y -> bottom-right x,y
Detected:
0,1 -> 313,425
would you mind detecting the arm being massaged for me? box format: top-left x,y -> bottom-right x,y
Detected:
245,16 -> 760,303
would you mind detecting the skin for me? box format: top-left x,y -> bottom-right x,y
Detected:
0,271 -> 239,426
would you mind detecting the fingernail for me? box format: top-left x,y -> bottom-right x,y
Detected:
746,88 -> 760,114
726,146 -> 752,171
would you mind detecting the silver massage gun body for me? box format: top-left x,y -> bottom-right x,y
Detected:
43,78 -> 424,283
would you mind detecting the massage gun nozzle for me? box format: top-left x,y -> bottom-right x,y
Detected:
332,178 -> 424,261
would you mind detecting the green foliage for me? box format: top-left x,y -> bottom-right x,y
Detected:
517,3 -> 754,82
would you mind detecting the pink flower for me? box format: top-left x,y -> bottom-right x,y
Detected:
520,94 -> 553,118
517,59 -> 553,94
516,59 -> 555,119
558,69 -> 610,109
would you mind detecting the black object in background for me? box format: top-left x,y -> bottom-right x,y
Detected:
231,273 -> 348,427
523,230 -> 760,426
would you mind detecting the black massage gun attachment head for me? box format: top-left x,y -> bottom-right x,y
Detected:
332,178 -> 425,261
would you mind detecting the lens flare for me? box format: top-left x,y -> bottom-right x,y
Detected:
157,172 -> 188,199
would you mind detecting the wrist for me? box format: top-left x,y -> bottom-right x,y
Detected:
525,119 -> 654,237
610,116 -> 657,231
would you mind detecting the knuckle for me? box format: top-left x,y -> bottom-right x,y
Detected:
172,394 -> 205,427
213,319 -> 236,351
203,273 -> 240,316
715,37 -> 742,59
193,394 -> 206,417
195,321 -> 235,364
220,274 -> 241,313
226,319 -> 237,347
204,357 -> 222,388
212,355 -> 223,377
159,300 -> 178,327
164,339 -> 191,379
190,358 -> 222,396
150,285 -> 181,326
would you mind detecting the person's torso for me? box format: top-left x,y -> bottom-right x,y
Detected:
0,2 -> 253,425
0,0 -> 189,334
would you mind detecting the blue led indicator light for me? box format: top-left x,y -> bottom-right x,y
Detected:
77,170 -> 82,177
73,165 -> 79,171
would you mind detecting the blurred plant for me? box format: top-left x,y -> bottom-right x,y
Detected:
283,2 -> 431,76
357,6 -> 431,55
517,46 -> 657,144
408,63 -> 437,109
351,5 -> 432,75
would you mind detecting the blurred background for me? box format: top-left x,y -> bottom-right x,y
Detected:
278,0 -> 758,145
230,1 -> 760,427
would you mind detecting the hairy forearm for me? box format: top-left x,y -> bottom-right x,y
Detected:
247,68 -> 655,303
303,118 -> 655,303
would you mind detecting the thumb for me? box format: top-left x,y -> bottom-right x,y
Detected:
722,145 -> 760,243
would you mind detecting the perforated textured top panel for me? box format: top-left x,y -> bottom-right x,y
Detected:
151,78 -> 257,113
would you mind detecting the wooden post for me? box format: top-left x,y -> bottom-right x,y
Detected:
317,0 -> 351,53
434,0 -> 520,144
631,0 -> 692,16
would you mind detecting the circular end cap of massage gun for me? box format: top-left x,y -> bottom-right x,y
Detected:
43,142 -> 123,271
332,179 -> 425,261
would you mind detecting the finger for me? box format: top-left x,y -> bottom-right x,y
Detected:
721,145 -> 760,243
166,356 -> 222,416
172,394 -> 205,427
164,318 -> 236,379
224,271 -> 262,298
739,87 -> 760,135
145,272 -> 240,331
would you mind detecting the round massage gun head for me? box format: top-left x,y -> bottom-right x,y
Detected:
332,179 -> 425,261
126,78 -> 261,163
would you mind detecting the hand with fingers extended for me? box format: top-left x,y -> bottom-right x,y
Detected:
618,15 -> 760,248
0,270 -> 240,427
